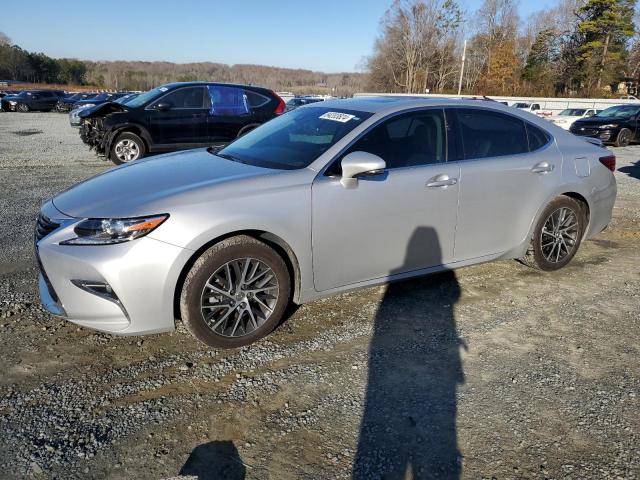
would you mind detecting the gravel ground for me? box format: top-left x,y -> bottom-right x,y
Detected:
0,112 -> 638,480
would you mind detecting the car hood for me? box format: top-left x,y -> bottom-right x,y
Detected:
52,149 -> 285,218
573,116 -> 630,126
79,101 -> 128,118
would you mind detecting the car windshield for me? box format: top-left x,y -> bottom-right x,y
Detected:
215,107 -> 373,170
116,94 -> 137,105
123,86 -> 166,108
90,93 -> 110,101
559,109 -> 586,116
595,105 -> 640,119
513,103 -> 530,108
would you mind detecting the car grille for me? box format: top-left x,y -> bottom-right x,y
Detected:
572,127 -> 599,136
35,214 -> 60,242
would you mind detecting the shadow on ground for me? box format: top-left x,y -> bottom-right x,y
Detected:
179,440 -> 245,480
353,227 -> 465,479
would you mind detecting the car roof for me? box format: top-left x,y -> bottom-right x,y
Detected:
159,81 -> 269,91
306,95 -> 519,115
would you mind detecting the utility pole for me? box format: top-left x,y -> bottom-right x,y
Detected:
457,39 -> 467,97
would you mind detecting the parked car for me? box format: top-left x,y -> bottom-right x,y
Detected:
0,90 -> 60,112
35,97 -> 616,348
69,93 -> 133,126
512,102 -> 542,113
570,104 -> 640,147
56,92 -> 98,112
547,108 -> 600,130
285,96 -> 325,111
78,82 -> 286,164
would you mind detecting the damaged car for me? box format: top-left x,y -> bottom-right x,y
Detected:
78,82 -> 286,164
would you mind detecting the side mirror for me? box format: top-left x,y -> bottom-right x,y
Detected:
340,151 -> 386,189
155,102 -> 171,111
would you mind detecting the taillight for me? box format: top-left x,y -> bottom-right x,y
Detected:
271,91 -> 286,115
599,155 -> 616,172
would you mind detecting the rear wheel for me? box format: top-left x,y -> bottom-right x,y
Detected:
17,103 -> 29,112
180,235 -> 291,348
110,132 -> 145,165
615,128 -> 632,147
520,196 -> 585,271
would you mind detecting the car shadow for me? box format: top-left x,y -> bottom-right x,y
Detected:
353,227 -> 464,479
618,160 -> 640,180
179,440 -> 246,480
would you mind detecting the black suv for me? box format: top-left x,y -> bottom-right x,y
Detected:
79,82 -> 286,164
1,90 -> 62,112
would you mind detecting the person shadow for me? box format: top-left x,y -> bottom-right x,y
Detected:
618,160 -> 640,180
353,227 -> 464,479
179,440 -> 245,480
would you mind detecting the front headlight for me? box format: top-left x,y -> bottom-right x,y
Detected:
9,101 -> 17,105
60,214 -> 168,245
600,124 -> 619,129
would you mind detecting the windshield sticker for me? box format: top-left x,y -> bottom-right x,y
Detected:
319,112 -> 356,123
158,87 -> 169,92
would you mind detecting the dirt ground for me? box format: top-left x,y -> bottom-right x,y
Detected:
0,113 -> 638,479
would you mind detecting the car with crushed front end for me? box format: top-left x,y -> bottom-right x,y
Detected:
78,82 -> 286,165
570,104 -> 640,147
69,92 -> 134,127
35,97 -> 616,348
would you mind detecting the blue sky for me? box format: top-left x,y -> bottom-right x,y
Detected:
2,0 -> 559,72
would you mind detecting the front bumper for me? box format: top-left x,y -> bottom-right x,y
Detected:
35,201 -> 192,335
570,127 -> 616,142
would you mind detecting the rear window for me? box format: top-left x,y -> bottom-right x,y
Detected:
453,108 -> 529,159
215,107 -> 372,170
526,123 -> 551,151
244,90 -> 271,108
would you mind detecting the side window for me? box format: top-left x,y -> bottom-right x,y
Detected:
526,123 -> 551,151
244,90 -> 270,108
207,85 -> 250,116
454,108 -> 528,159
343,109 -> 446,170
532,104 -> 540,111
151,87 -> 205,109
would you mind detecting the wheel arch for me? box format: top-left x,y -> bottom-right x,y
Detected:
173,229 -> 302,321
107,124 -> 152,154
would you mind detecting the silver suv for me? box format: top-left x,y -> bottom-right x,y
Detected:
35,97 -> 617,348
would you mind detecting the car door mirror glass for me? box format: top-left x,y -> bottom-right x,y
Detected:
340,151 -> 386,189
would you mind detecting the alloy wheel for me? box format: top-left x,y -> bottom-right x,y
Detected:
540,207 -> 580,263
114,139 -> 140,162
200,258 -> 279,338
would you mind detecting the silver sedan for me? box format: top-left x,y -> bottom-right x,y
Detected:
35,97 -> 617,347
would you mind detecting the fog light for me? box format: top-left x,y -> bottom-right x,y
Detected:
71,280 -> 129,319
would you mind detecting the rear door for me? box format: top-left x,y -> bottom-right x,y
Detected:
205,86 -> 270,142
448,107 -> 562,261
146,86 -> 208,144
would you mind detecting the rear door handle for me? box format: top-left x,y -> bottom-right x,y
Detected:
531,162 -> 554,174
426,174 -> 458,188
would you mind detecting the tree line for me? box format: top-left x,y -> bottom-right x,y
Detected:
367,0 -> 638,97
0,32 -> 366,95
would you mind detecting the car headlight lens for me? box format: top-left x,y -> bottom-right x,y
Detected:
9,101 -> 17,105
61,214 -> 168,245
600,124 -> 619,129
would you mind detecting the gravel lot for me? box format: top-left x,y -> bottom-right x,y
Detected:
0,112 -> 638,480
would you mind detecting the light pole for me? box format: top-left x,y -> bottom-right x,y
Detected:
457,39 -> 467,97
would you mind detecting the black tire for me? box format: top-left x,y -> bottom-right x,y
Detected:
109,132 -> 145,165
615,128 -> 632,147
180,235 -> 291,348
520,196 -> 586,271
17,103 -> 29,112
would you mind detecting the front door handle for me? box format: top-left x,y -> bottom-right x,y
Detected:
426,174 -> 458,188
531,162 -> 554,174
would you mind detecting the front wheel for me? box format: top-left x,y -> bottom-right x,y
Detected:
110,132 -> 145,165
520,196 -> 585,271
180,236 -> 291,348
17,103 -> 29,112
615,128 -> 632,147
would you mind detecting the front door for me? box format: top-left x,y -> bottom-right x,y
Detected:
147,86 -> 208,145
311,108 -> 460,292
